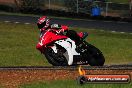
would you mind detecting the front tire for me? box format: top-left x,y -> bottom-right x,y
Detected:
43,47 -> 68,66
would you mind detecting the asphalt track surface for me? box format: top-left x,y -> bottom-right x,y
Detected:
0,14 -> 132,33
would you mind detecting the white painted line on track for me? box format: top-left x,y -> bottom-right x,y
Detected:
120,32 -> 125,34
100,30 -> 104,31
14,22 -> 20,24
111,31 -> 116,33
24,23 -> 30,24
4,21 -> 10,23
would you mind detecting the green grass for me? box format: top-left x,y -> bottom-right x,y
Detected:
0,22 -> 131,66
0,22 -> 50,66
20,80 -> 132,88
107,0 -> 129,3
0,85 -> 4,88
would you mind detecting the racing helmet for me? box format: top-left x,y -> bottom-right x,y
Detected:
37,16 -> 50,31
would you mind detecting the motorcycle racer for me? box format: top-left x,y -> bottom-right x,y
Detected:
36,16 -> 105,66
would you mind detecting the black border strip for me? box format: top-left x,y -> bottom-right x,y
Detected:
0,65 -> 131,70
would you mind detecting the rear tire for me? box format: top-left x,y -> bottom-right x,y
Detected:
43,47 -> 68,66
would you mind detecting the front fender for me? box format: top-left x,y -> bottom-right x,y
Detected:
54,38 -> 80,65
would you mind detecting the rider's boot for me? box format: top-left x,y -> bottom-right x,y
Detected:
82,32 -> 88,40
78,32 -> 88,40
77,32 -> 88,46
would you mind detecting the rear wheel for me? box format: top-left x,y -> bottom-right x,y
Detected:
43,47 -> 68,66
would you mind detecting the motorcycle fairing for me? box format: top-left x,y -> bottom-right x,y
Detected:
52,38 -> 80,65
36,30 -> 67,52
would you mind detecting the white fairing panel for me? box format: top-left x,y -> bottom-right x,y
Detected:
54,38 -> 80,65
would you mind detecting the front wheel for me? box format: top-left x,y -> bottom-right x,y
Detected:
83,42 -> 105,66
43,47 -> 68,66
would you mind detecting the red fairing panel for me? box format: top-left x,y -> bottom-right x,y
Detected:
36,31 -> 67,52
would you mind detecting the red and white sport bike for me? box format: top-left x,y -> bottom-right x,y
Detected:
36,25 -> 105,66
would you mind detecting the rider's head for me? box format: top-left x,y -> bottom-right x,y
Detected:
37,16 -> 50,31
